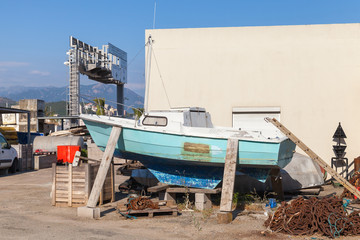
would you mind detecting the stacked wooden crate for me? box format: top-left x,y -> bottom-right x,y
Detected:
51,162 -> 114,207
19,144 -> 33,171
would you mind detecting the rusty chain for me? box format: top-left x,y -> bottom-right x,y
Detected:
127,196 -> 159,210
341,172 -> 360,199
264,196 -> 360,238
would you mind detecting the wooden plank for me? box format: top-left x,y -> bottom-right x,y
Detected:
68,164 -> 72,207
266,117 -> 360,199
71,172 -> 86,176
99,186 -> 103,206
72,175 -> 86,179
56,190 -> 86,195
56,177 -> 69,182
56,197 -> 69,202
56,174 -> 69,178
56,193 -> 86,199
71,179 -> 85,183
219,138 -> 238,212
147,184 -> 170,193
56,168 -> 86,174
166,187 -> 221,194
111,161 -> 115,202
87,126 -> 121,208
51,163 -> 56,206
85,163 -> 90,201
56,182 -> 85,187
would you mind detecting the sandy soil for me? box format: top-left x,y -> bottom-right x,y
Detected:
0,168 -> 358,240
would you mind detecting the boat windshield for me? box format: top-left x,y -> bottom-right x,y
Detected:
142,116 -> 168,126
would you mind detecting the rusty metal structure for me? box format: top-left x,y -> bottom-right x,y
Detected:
341,172 -> 360,199
265,196 -> 360,238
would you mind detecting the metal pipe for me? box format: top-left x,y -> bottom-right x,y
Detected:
144,35 -> 153,114
27,112 -> 30,144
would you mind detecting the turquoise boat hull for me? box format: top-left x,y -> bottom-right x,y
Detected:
83,119 -> 296,189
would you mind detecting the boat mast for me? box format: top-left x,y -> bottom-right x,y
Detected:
144,35 -> 153,114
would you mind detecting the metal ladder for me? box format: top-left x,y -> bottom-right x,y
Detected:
265,117 -> 360,199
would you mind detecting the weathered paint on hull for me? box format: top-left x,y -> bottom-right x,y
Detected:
84,119 -> 295,189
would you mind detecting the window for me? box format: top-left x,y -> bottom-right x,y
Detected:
0,136 -> 9,149
142,116 -> 167,126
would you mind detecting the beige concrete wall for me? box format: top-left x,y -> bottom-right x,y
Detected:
145,23 -> 360,166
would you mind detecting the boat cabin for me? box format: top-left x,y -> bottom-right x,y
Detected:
139,107 -> 213,129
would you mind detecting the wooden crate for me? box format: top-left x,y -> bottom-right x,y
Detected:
51,163 -> 115,207
18,144 -> 33,171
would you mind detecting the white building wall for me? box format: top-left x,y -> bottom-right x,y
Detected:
145,23 -> 360,166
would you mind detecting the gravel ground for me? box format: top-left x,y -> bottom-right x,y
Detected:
0,168 -> 358,240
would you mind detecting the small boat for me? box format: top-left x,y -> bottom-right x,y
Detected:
81,107 -> 295,189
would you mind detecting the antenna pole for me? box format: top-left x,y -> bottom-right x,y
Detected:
153,1 -> 157,29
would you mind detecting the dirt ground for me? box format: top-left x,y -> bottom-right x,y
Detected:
0,168 -> 359,240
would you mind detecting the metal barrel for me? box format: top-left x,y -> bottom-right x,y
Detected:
33,136 -> 84,153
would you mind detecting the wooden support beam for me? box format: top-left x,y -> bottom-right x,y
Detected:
86,126 -> 122,208
219,138 -> 238,212
111,161 -> 115,202
269,168 -> 284,200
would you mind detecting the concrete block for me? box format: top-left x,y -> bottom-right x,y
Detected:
77,206 -> 100,219
164,192 -> 176,201
195,201 -> 212,211
195,193 -> 212,210
217,211 -> 233,224
195,193 -> 210,202
34,154 -> 57,170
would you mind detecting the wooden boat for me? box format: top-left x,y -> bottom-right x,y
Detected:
81,107 -> 295,189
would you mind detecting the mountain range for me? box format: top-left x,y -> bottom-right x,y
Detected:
0,83 -> 144,110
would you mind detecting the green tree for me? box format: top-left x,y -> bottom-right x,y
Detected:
93,98 -> 105,115
132,107 -> 144,119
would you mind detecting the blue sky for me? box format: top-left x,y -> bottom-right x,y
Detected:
1,0 -> 360,97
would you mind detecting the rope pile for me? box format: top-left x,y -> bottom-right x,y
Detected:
127,196 -> 159,210
341,172 -> 360,199
264,196 -> 360,238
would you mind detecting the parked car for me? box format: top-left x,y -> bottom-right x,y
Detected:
0,132 -> 18,173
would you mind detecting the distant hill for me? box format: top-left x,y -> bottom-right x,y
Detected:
0,97 -> 16,107
45,101 -> 67,116
0,83 -> 144,111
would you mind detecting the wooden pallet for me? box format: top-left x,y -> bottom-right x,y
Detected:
119,206 -> 178,218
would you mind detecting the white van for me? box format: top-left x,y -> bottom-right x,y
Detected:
0,132 -> 18,173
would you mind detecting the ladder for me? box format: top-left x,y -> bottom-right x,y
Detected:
265,117 -> 360,199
